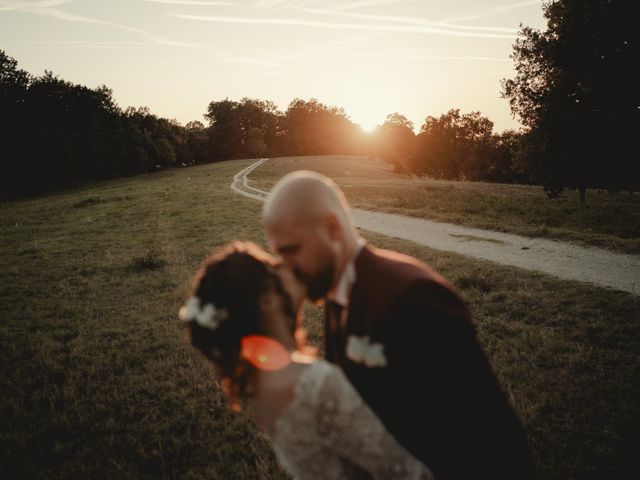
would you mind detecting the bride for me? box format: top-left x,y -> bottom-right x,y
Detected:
179,241 -> 433,480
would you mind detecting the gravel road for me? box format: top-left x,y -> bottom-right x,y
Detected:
231,159 -> 640,295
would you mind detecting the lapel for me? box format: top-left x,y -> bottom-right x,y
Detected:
345,245 -> 374,337
342,246 -> 390,380
346,272 -> 367,337
326,245 -> 372,366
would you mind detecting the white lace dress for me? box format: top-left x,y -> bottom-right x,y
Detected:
270,360 -> 434,480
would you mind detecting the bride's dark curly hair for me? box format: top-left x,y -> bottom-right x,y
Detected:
183,241 -> 304,410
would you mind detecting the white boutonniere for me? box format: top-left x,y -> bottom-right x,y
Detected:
346,335 -> 387,368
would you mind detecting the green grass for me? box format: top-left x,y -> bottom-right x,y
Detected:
1,158 -> 639,479
251,156 -> 640,254
1,161 -> 288,479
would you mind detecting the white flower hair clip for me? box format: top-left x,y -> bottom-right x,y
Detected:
346,335 -> 387,368
179,296 -> 229,331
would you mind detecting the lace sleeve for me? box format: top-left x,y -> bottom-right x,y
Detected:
312,362 -> 434,480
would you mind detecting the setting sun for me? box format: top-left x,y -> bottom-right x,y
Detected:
355,117 -> 381,133
0,0 -> 545,132
340,92 -> 401,132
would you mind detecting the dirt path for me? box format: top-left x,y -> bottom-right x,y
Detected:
231,159 -> 640,295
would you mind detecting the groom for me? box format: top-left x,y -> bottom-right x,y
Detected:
263,170 -> 533,479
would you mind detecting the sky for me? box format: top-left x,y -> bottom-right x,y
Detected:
0,0 -> 546,132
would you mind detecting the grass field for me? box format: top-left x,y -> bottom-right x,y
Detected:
251,156 -> 640,254
1,157 -> 639,479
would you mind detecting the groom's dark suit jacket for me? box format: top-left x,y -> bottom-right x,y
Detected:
325,244 -> 533,479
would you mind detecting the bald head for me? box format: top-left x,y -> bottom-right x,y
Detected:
263,170 -> 355,234
262,171 -> 360,301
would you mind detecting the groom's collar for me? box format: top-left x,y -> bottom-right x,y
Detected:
327,237 -> 366,308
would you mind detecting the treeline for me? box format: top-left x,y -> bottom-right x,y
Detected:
203,97 -> 368,160
370,111 -> 526,184
3,0 -> 638,205
203,98 -> 525,184
202,0 -> 639,203
0,50 -> 371,199
1,51 -> 208,199
0,47 -> 526,200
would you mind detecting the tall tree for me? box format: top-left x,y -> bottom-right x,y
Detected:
204,98 -> 242,160
485,130 -> 529,184
372,113 -> 416,174
245,127 -> 267,158
0,50 -> 30,112
283,98 -> 361,156
411,109 -> 494,180
204,97 -> 281,159
1,50 -> 32,195
181,120 -> 209,164
502,0 -> 639,202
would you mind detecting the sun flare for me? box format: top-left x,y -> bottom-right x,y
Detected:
344,96 -> 396,133
359,122 -> 379,133
349,108 -> 384,133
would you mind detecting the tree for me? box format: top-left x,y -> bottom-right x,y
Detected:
245,127 -> 267,158
204,98 -> 242,159
1,51 -> 32,195
485,130 -> 529,184
182,120 -> 209,164
0,50 -> 30,108
283,98 -> 361,156
23,71 -> 124,188
236,98 -> 281,156
123,106 -> 180,170
411,109 -> 494,180
204,97 -> 281,160
502,0 -> 639,203
371,113 -> 416,174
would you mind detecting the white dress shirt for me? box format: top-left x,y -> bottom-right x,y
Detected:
327,237 -> 367,326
